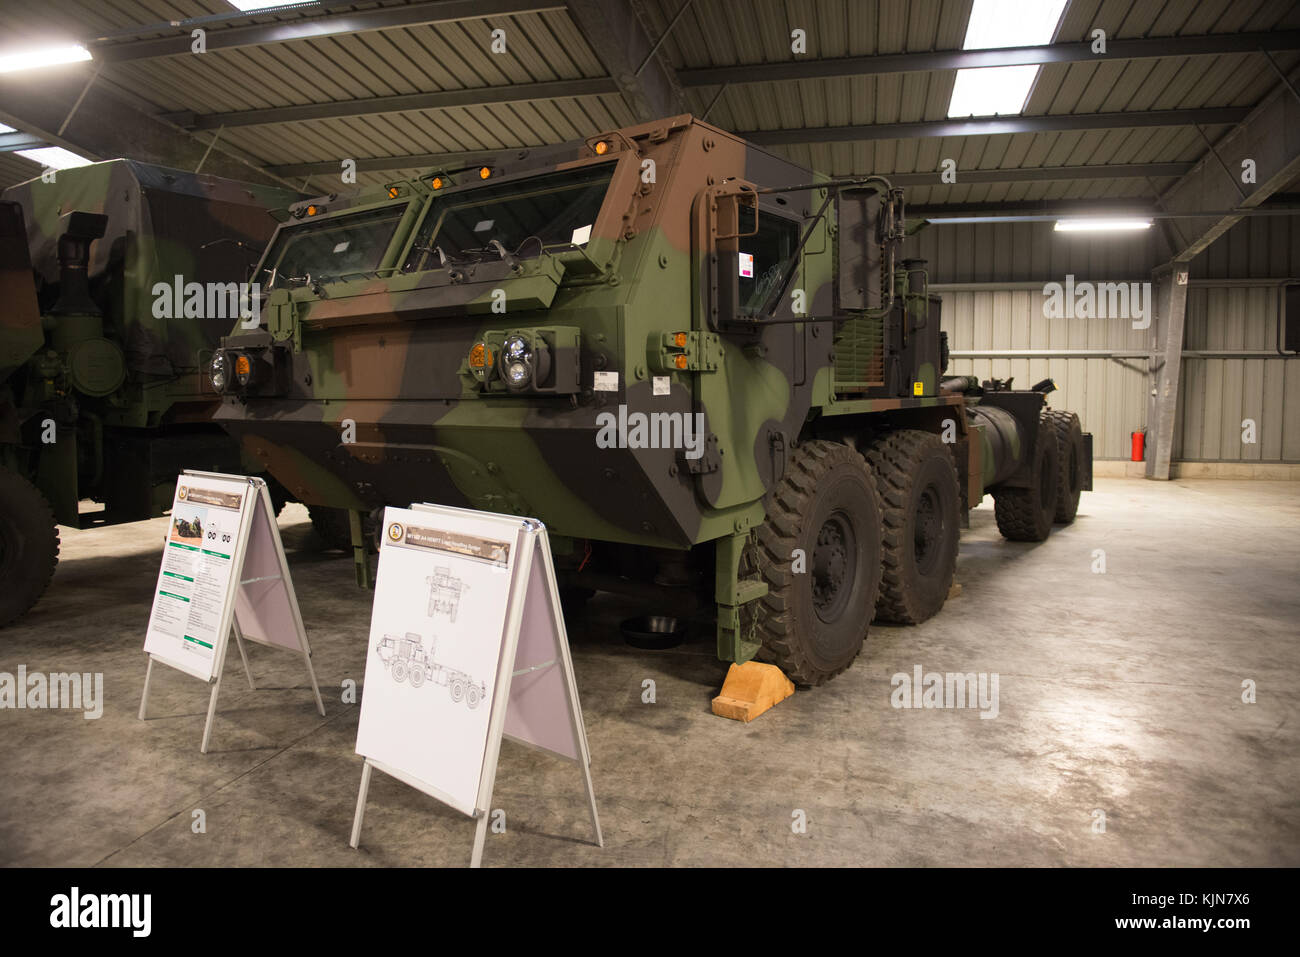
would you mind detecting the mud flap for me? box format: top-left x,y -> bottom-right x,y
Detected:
715,530 -> 767,663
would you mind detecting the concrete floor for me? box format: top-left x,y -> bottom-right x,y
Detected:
1,477 -> 1297,867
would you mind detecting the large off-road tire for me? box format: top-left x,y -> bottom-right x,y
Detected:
308,505 -> 377,553
993,422 -> 1060,542
864,430 -> 962,624
752,440 -> 883,686
0,468 -> 60,628
1043,409 -> 1086,524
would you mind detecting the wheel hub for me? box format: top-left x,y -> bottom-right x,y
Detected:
811,512 -> 856,622
913,485 -> 944,574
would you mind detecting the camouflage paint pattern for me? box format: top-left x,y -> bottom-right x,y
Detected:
210,115 -> 1079,661
219,117 -> 898,544
0,161 -> 296,525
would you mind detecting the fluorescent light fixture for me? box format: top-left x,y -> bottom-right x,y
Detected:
946,0 -> 1068,118
15,147 -> 93,170
0,44 -> 92,74
1054,219 -> 1153,232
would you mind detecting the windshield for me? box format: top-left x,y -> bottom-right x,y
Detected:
260,203 -> 408,288
403,163 -> 613,273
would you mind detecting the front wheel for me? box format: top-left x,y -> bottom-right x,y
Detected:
752,440 -> 883,686
0,468 -> 60,628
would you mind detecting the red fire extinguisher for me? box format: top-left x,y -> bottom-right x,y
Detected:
1131,430 -> 1145,462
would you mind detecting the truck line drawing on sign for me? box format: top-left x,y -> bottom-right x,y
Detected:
426,568 -> 468,622
375,632 -> 486,709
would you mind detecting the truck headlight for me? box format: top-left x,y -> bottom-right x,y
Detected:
210,350 -> 230,392
500,335 -> 533,390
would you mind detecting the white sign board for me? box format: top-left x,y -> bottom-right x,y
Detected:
144,473 -> 250,681
139,471 -> 325,752
350,504 -> 600,867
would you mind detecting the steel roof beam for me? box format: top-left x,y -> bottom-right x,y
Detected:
92,1 -> 566,62
0,70 -> 293,187
679,31 -> 1300,87
887,163 -> 1192,187
564,0 -> 686,122
162,78 -> 620,130
1159,77 -> 1300,263
740,109 -> 1248,146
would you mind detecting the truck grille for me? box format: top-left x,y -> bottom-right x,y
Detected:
832,316 -> 884,391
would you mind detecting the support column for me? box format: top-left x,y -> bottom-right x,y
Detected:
1145,264 -> 1190,480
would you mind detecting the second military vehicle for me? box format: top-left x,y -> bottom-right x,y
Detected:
212,114 -> 1091,685
0,160 -> 297,627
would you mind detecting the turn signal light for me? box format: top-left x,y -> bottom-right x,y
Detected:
306,205 -> 319,216
387,186 -> 400,198
478,166 -> 491,180
673,331 -> 687,348
674,355 -> 688,370
469,342 -> 492,369
431,176 -> 444,190
594,140 -> 609,155
235,354 -> 252,377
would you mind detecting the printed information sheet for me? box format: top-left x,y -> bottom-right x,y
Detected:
143,475 -> 250,680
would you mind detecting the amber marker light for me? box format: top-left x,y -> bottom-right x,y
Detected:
479,166 -> 491,180
594,140 -> 609,155
675,355 -> 688,370
431,176 -> 444,190
673,331 -> 687,347
387,186 -> 400,198
306,205 -> 319,216
235,354 -> 252,377
469,342 -> 492,369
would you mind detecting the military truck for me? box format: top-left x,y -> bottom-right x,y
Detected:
211,114 -> 1091,685
0,160 -> 298,626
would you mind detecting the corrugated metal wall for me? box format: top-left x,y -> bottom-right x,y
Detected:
938,289 -> 1149,460
907,216 -> 1300,462
1177,286 -> 1300,461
